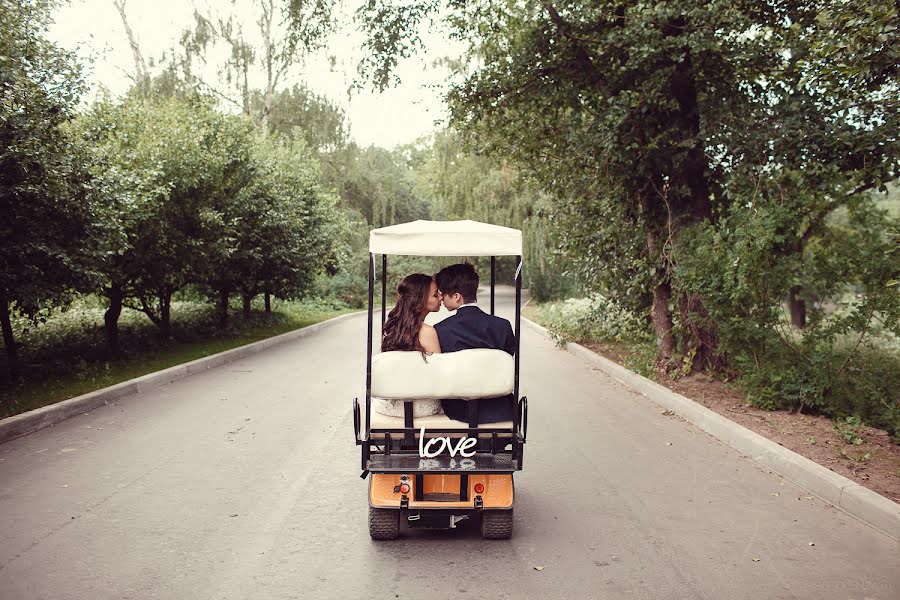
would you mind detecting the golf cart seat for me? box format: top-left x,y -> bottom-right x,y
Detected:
368,348 -> 515,439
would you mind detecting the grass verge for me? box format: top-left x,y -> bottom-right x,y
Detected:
0,298 -> 354,419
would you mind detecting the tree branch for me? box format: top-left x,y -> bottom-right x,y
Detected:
846,177 -> 897,199
541,2 -> 611,98
112,0 -> 149,84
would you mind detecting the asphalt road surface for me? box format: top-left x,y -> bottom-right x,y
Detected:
1,289 -> 897,600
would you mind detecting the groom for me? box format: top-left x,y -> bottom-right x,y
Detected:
434,263 -> 516,425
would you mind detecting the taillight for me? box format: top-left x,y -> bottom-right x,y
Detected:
474,483 -> 485,494
399,483 -> 410,494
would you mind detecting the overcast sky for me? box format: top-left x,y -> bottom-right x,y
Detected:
48,0 -> 464,148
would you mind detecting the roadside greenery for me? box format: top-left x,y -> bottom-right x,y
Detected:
0,293 -> 351,419
0,1 -> 350,409
538,296 -> 651,348
534,292 -> 900,439
0,0 -> 94,378
1,0 -> 897,441
355,0 -> 899,438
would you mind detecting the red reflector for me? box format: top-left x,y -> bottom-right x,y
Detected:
399,483 -> 410,494
474,483 -> 485,494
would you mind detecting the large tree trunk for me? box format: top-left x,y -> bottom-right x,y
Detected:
0,292 -> 19,381
158,289 -> 172,340
264,292 -> 271,314
104,283 -> 124,357
669,48 -> 712,222
219,288 -> 230,326
242,293 -> 253,319
651,276 -> 675,374
640,184 -> 676,374
669,44 -> 722,371
789,287 -> 807,329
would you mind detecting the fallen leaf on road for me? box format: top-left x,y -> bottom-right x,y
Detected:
666,442 -> 673,446
771,492 -> 780,497
808,542 -> 815,546
229,514 -> 238,518
751,557 -> 760,562
533,566 -> 545,571
662,410 -> 675,416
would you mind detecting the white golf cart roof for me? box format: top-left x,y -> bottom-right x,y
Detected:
369,220 -> 523,256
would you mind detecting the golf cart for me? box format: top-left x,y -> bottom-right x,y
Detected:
351,220 -> 528,540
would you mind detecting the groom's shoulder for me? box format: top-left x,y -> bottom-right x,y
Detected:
485,312 -> 513,329
434,313 -> 458,330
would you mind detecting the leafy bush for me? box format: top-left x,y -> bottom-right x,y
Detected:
732,332 -> 900,439
674,185 -> 900,440
1,294 -> 350,383
538,294 -> 650,346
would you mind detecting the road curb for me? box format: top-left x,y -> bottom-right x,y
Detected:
523,317 -> 900,541
0,311 -> 362,446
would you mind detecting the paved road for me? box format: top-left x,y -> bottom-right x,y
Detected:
1,291 -> 897,599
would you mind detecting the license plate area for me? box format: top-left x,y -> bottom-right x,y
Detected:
407,510 -> 471,529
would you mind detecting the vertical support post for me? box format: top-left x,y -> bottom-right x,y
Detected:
513,255 -> 522,402
381,254 -> 387,328
365,253 -> 374,438
490,256 -> 496,315
512,255 -> 522,457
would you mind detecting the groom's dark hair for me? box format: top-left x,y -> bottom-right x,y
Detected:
435,263 -> 479,303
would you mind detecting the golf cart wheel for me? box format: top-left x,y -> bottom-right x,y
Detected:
368,507 -> 400,540
481,509 -> 513,539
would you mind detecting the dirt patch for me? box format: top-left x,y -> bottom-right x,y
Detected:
582,342 -> 900,504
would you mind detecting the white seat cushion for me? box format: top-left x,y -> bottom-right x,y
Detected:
371,348 -> 514,400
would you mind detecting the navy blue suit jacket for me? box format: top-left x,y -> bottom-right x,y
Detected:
435,306 -> 516,424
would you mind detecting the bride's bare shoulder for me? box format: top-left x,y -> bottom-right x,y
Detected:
418,323 -> 441,353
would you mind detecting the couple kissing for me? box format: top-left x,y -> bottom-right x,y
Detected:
381,262 -> 516,423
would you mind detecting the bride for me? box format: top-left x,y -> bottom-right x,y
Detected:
375,273 -> 443,418
381,273 -> 442,355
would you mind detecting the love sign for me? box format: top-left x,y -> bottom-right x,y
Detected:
418,426 -> 477,458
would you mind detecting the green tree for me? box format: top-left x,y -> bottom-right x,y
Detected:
209,134 -> 349,318
418,129 -> 572,292
261,138 -> 347,302
76,95 -> 236,342
357,0 -> 898,374
251,84 -> 348,153
326,143 -> 432,227
0,0 -> 95,380
173,0 -> 335,132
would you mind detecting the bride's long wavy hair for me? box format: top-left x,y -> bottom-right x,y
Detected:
382,273 -> 434,353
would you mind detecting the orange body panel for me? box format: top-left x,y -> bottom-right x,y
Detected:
369,473 -> 514,509
423,474 -> 460,495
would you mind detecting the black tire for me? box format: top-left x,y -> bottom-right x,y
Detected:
481,509 -> 514,539
368,507 -> 400,540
